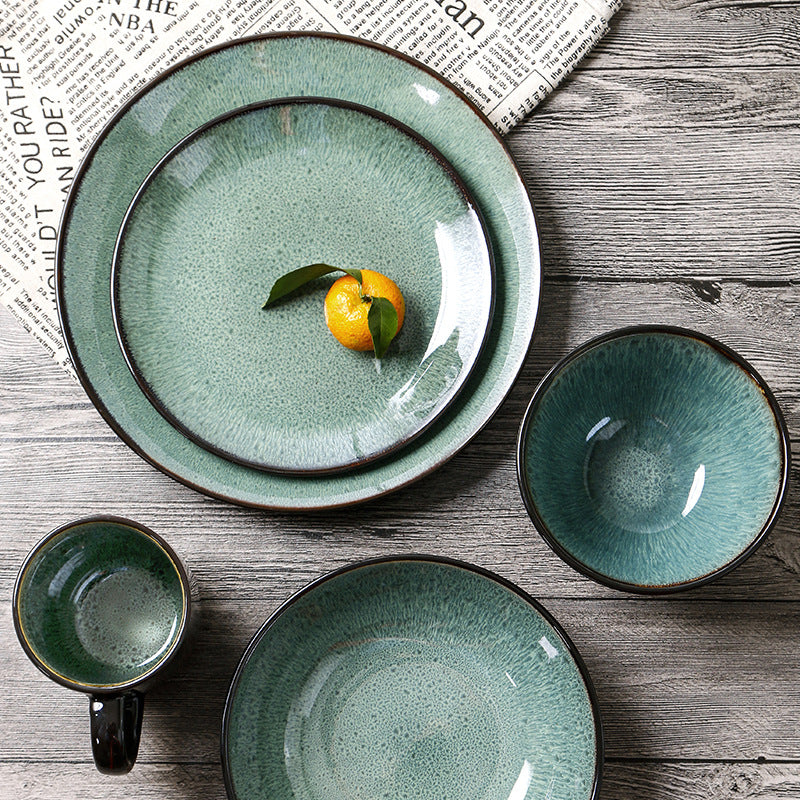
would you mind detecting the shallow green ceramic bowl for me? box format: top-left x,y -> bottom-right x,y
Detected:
517,326 -> 790,593
222,557 -> 601,800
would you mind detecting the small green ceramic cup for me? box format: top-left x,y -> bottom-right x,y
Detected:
13,516 -> 195,774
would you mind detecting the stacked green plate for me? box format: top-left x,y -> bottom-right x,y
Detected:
110,97 -> 495,475
57,32 -> 541,509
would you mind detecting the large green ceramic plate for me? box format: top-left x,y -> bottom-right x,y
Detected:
57,33 -> 540,509
222,557 -> 601,800
112,98 -> 494,474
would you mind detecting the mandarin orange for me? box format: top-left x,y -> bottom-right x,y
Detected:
323,269 -> 405,351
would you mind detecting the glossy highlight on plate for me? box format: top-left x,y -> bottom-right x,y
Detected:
222,556 -> 602,800
517,326 -> 790,592
56,32 -> 541,509
111,98 -> 494,474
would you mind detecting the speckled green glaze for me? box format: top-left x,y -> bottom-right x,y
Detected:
518,328 -> 787,591
57,33 -> 540,509
113,99 -> 492,473
14,519 -> 185,688
223,558 -> 600,800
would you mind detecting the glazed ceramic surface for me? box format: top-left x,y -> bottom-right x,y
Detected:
518,327 -> 789,591
112,98 -> 493,473
223,557 -> 600,800
14,518 -> 186,688
56,33 -> 540,509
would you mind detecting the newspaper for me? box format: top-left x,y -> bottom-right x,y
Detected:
0,0 -> 620,375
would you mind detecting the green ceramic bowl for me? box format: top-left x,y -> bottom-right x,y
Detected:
222,557 -> 602,800
517,326 -> 790,593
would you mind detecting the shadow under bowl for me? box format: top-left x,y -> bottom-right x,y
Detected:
516,326 -> 790,593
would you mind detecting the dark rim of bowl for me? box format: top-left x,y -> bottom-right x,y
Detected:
54,31 -> 542,511
220,554 -> 604,800
109,95 -> 497,477
12,514 -> 193,694
516,324 -> 792,595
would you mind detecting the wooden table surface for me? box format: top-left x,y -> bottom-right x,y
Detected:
2,2 -> 799,798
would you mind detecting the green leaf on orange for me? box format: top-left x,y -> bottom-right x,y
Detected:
262,263 -> 362,308
367,296 -> 399,359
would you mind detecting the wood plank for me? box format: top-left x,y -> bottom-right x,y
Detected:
509,65 -> 800,281
0,765 -> 220,798
2,272 -> 799,603
508,68 -> 800,281
550,600 -> 800,760
583,0 -> 800,69
4,281 -> 800,427
4,600 -> 800,762
600,761 -> 800,799
530,67 -> 800,132
0,760 -> 797,799
0,760 -> 798,800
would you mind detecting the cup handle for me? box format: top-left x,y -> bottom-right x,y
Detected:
89,691 -> 144,774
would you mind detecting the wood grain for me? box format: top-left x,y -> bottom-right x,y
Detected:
585,0 -> 800,69
0,761 -> 798,800
600,762 -> 800,800
507,69 -> 800,282
3,599 -> 799,763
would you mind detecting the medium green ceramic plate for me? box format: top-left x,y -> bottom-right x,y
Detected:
57,33 -> 540,509
222,557 -> 602,800
112,98 -> 494,474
